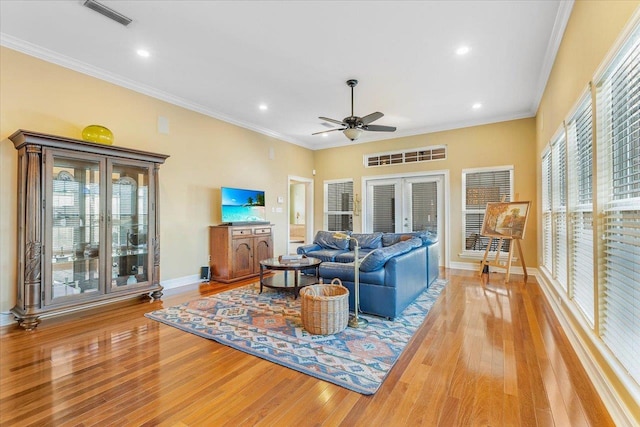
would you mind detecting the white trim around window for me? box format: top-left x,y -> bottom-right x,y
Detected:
460,165 -> 514,259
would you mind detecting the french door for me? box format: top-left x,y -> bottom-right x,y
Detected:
364,175 -> 444,263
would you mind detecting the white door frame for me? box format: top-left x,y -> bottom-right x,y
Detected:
362,170 -> 450,268
287,175 -> 314,254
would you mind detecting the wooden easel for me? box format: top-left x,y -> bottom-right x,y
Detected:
478,196 -> 529,283
478,236 -> 527,283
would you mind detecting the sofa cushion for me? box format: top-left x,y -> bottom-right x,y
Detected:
349,232 -> 383,250
313,231 -> 350,250
296,243 -> 321,255
334,248 -> 376,263
359,237 -> 422,272
304,248 -> 348,262
319,262 -> 386,286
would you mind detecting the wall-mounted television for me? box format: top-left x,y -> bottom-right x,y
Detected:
221,187 -> 268,225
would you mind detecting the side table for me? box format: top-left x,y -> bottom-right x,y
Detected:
259,257 -> 321,298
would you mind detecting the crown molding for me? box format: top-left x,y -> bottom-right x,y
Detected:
0,29 -> 544,152
0,33 -> 311,148
530,0 -> 575,113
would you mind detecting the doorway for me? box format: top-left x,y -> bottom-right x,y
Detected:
363,173 -> 448,266
287,175 -> 314,254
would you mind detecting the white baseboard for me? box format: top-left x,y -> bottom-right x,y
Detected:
0,273 -> 204,328
0,313 -> 14,327
449,261 -> 539,277
161,274 -> 201,291
536,271 -> 639,427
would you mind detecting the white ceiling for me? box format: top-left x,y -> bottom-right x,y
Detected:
0,1 -> 573,150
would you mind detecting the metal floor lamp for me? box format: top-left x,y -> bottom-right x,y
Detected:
334,233 -> 370,328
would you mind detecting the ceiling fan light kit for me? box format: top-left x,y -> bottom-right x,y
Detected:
314,79 -> 397,142
343,128 -> 363,141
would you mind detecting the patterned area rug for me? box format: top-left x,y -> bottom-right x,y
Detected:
145,279 -> 447,394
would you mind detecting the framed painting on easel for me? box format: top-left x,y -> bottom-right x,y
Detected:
480,201 -> 530,240
479,201 -> 531,283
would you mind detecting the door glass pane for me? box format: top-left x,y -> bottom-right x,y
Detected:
51,157 -> 101,299
111,164 -> 149,288
372,184 -> 396,232
411,181 -> 438,233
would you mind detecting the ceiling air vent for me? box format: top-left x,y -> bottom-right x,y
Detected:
83,0 -> 132,26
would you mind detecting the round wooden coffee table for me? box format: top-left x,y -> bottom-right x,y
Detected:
259,257 -> 321,298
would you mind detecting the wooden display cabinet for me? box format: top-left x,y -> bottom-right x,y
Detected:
10,130 -> 169,330
209,224 -> 273,282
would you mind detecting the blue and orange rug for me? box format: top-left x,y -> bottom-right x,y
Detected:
145,279 -> 446,394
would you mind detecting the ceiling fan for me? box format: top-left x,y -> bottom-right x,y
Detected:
313,79 -> 397,141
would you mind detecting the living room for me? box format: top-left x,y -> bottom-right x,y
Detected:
1,1 -> 639,425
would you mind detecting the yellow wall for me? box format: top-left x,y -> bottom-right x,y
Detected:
314,118 -> 538,268
537,0 -> 640,149
535,1 -> 640,424
0,46 -> 314,312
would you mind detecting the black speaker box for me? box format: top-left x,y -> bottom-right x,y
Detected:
200,266 -> 210,281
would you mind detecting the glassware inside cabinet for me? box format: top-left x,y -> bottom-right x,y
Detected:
111,164 -> 150,288
51,158 -> 101,299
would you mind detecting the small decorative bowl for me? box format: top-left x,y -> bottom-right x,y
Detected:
82,125 -> 114,145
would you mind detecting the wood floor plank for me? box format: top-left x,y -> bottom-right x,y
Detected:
0,269 -> 615,426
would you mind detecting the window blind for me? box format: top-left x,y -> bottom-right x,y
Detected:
411,181 -> 438,233
596,28 -> 640,385
567,96 -> 595,325
462,168 -> 512,253
541,151 -> 553,272
325,181 -> 353,231
552,135 -> 568,290
372,184 -> 396,233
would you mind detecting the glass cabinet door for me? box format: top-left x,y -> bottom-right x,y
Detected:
110,162 -> 151,289
48,154 -> 103,302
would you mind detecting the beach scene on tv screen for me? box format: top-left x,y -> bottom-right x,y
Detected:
222,188 -> 266,222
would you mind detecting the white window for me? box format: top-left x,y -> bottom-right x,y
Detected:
461,166 -> 513,256
541,150 -> 553,272
552,133 -> 568,290
364,145 -> 446,167
595,27 -> 640,385
566,93 -> 595,325
541,130 -> 570,292
324,180 -> 353,231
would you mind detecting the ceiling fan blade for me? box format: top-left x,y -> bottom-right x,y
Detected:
363,124 -> 397,132
312,128 -> 345,135
319,116 -> 345,126
360,112 -> 384,125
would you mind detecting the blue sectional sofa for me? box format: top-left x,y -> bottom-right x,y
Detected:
297,231 -> 439,319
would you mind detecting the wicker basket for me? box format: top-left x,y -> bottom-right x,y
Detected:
300,279 -> 349,335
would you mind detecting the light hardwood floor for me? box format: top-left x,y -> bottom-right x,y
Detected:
0,269 -> 614,426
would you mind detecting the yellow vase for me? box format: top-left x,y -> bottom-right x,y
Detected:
82,125 -> 114,145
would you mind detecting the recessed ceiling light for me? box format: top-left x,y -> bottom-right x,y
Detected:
472,102 -> 482,109
456,46 -> 471,56
322,133 -> 328,137
259,104 -> 268,111
136,49 -> 150,58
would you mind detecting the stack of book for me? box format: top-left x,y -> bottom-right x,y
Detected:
278,254 -> 305,264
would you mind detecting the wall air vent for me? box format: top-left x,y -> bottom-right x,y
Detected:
83,0 -> 132,26
364,145 -> 447,167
